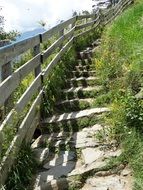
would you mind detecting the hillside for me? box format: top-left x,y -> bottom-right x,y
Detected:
93,0 -> 143,189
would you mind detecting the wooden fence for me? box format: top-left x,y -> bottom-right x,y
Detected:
0,0 -> 133,186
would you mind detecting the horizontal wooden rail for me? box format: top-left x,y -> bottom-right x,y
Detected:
0,54 -> 41,107
77,14 -> 95,20
77,9 -> 99,20
41,17 -> 77,42
75,20 -> 100,38
0,90 -> 43,185
0,0 -> 134,187
43,37 -> 74,80
0,74 -> 41,149
0,35 -> 40,66
76,16 -> 100,30
42,27 -> 75,62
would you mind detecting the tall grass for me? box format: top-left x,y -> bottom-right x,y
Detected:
94,0 -> 143,189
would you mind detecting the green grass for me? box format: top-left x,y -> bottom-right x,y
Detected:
4,143 -> 37,190
93,0 -> 143,189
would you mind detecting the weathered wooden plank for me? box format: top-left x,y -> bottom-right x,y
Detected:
77,14 -> 95,20
25,112 -> 40,143
0,74 -> 41,156
0,41 -> 13,114
0,35 -> 40,66
76,16 -> 99,30
16,74 -> 41,111
0,54 -> 41,107
41,17 -> 76,42
77,9 -> 99,20
59,29 -> 64,49
76,20 -> 95,30
0,40 -> 10,48
43,37 -> 74,81
0,74 -> 41,134
42,27 -> 75,62
33,44 -> 41,77
1,61 -> 13,114
0,91 -> 42,186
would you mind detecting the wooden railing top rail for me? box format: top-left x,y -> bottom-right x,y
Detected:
0,35 -> 40,67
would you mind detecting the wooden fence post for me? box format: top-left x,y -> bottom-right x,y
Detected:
33,43 -> 41,77
32,38 -> 42,135
1,62 -> 13,114
59,29 -> 64,49
0,40 -> 13,115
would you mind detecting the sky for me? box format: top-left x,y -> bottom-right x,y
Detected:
0,0 -> 93,32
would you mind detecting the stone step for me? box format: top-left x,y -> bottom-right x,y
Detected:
41,112 -> 106,133
70,70 -> 96,78
81,174 -> 132,190
62,86 -> 102,94
32,40 -> 133,190
60,86 -> 103,100
77,50 -> 93,60
34,151 -> 77,190
91,39 -> 101,48
33,124 -> 128,190
33,124 -> 106,190
42,107 -> 109,124
31,124 -> 105,150
56,98 -> 93,109
77,58 -> 92,66
75,65 -> 90,71
65,76 -> 100,88
55,98 -> 94,112
76,62 -> 95,69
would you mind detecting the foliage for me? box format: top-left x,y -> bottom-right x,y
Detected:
0,6 -> 19,41
38,20 -> 47,28
42,47 -> 77,117
0,6 -> 4,30
0,30 -> 20,41
4,143 -> 37,190
74,28 -> 102,51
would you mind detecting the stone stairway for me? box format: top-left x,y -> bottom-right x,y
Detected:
31,40 -> 133,190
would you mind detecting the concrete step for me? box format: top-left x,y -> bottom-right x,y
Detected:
60,86 -> 103,100
77,50 -> 93,60
55,98 -> 94,112
42,107 -> 109,124
77,58 -> 92,66
91,39 -> 101,48
75,65 -> 90,71
75,63 -> 95,70
32,124 -> 105,150
65,76 -> 100,88
33,124 -> 130,190
70,70 -> 96,78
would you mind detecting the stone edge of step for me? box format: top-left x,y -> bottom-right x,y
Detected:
42,107 -> 110,124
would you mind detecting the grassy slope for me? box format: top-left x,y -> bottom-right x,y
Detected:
94,1 -> 143,189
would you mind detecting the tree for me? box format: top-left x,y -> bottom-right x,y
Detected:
38,20 -> 47,28
0,6 -> 4,33
0,6 -> 19,41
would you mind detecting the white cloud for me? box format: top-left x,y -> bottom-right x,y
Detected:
1,0 -> 93,32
